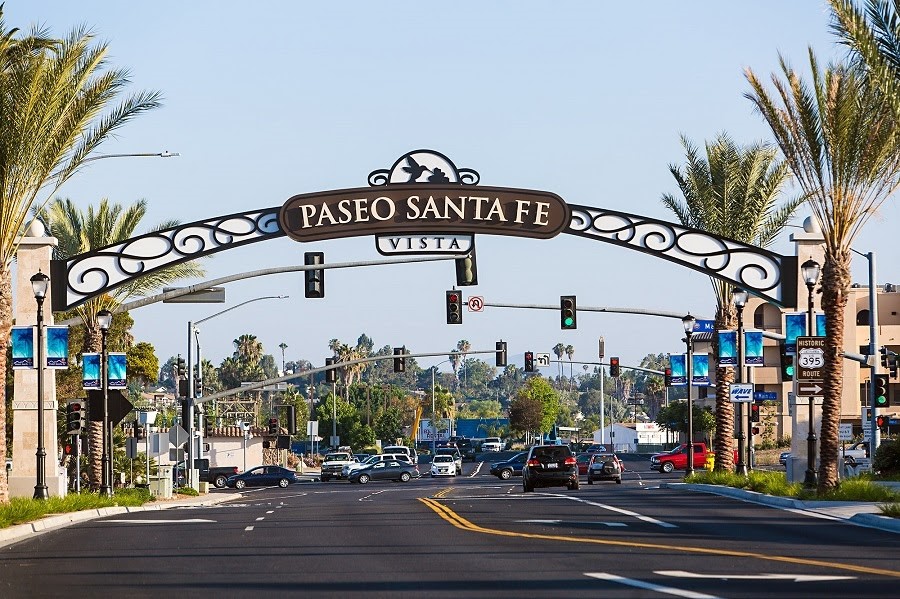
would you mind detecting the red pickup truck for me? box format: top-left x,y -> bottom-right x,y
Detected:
649,443 -> 736,473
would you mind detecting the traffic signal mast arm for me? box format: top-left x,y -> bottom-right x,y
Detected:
546,359 -> 664,376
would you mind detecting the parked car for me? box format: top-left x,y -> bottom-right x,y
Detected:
173,459 -> 240,489
348,460 -> 418,484
522,444 -> 579,492
489,452 -> 527,480
649,443 -> 735,473
843,441 -> 869,464
779,451 -> 791,467
225,465 -> 298,489
382,445 -> 416,465
430,454 -> 458,477
342,453 -> 415,479
576,452 -> 593,476
320,452 -> 357,481
456,438 -> 477,461
481,437 -> 504,452
587,453 -> 623,484
435,447 -> 463,473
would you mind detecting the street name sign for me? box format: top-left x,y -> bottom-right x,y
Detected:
729,384 -> 753,403
796,336 -> 825,381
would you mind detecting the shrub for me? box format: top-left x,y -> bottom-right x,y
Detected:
175,486 -> 199,497
873,439 -> 900,475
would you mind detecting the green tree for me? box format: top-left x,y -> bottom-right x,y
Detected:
662,133 -> 800,471
508,395 -> 543,437
374,405 -> 404,442
515,377 -> 560,436
746,51 -> 900,491
655,401 -> 716,440
126,342 -> 158,385
0,16 -> 160,501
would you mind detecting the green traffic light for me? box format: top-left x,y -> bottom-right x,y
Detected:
876,395 -> 887,406
564,316 -> 574,327
785,366 -> 794,376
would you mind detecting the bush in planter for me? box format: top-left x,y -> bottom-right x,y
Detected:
874,438 -> 899,475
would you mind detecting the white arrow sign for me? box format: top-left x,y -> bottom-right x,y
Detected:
729,383 -> 753,403
535,353 -> 551,367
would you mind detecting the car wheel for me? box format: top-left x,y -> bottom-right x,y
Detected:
499,469 -> 512,480
568,480 -> 580,490
357,474 -> 369,484
661,461 -> 675,473
235,479 -> 246,490
400,472 -> 411,482
278,478 -> 289,488
213,475 -> 228,489
523,480 -> 533,493
321,474 -> 331,482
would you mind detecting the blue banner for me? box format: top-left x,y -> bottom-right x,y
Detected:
692,354 -> 710,386
670,354 -> 686,385
82,353 -> 101,389
718,331 -> 737,366
816,312 -> 826,337
784,312 -> 806,353
46,325 -> 69,369
11,326 -> 35,369
744,331 -> 764,366
108,353 -> 127,389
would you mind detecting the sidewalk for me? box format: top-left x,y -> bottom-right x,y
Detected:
0,491 -> 241,549
665,482 -> 900,534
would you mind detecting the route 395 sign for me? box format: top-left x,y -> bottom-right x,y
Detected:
796,336 -> 825,381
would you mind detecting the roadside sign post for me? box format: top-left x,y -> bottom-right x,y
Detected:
796,336 -> 824,489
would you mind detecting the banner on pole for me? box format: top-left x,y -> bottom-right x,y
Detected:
11,326 -> 35,369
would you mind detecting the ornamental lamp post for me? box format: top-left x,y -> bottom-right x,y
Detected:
682,313 -> 696,477
801,258 -> 821,489
732,288 -> 749,476
97,309 -> 113,497
31,271 -> 50,500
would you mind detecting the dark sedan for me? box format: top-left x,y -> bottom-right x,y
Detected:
348,460 -> 418,484
226,465 -> 299,489
489,452 -> 526,480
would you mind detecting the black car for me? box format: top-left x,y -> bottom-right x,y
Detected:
456,438 -> 477,461
522,445 -> 579,492
225,465 -> 299,489
348,460 -> 418,484
489,452 -> 527,480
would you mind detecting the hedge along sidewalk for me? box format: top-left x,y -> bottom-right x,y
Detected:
0,492 -> 241,549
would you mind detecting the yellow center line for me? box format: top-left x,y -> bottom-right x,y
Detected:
418,497 -> 900,579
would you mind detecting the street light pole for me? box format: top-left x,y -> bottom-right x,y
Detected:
801,259 -> 821,489
31,272 -> 50,499
279,343 -> 288,375
682,314 -> 696,477
431,359 -> 453,453
97,309 -> 113,497
732,289 -> 748,476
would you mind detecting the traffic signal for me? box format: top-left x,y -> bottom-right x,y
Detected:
63,441 -> 78,457
750,403 -> 761,423
268,417 -> 279,435
560,295 -> 577,330
393,347 -> 406,373
664,367 -> 672,387
524,351 -> 534,373
304,251 -> 325,298
610,357 -> 620,377
751,425 -> 761,436
891,354 -> 899,378
325,357 -> 337,383
205,419 -> 213,437
881,346 -> 889,369
598,337 -> 605,360
194,372 -> 203,397
286,405 -> 296,435
135,424 -> 144,440
446,290 -> 463,324
66,401 -> 84,434
455,250 -> 477,286
876,415 -> 887,430
779,344 -> 794,381
874,374 -> 891,408
496,341 -> 507,367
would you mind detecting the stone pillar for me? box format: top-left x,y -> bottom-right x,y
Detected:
9,224 -> 65,497
787,217 -> 825,483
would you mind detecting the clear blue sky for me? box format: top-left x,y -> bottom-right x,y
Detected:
10,2 -> 897,376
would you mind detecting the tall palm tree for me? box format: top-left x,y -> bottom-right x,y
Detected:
0,16 -> 160,501
662,133 -> 801,471
39,197 -> 202,488
552,343 -> 565,386
746,51 -> 900,490
565,345 -> 575,390
456,339 -> 471,390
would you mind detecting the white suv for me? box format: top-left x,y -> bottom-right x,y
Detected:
382,445 -> 416,465
482,437 -> 504,452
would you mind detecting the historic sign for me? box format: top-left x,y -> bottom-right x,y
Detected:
796,336 -> 825,381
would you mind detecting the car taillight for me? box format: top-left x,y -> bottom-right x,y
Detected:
527,459 -> 541,467
232,467 -> 238,474
564,456 -> 577,465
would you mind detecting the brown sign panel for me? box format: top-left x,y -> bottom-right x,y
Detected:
796,336 -> 826,381
279,185 -> 570,243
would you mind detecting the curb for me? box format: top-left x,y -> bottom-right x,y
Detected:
662,482 -> 900,534
0,492 -> 241,549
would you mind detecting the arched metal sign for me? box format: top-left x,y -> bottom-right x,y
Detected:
51,149 -> 797,311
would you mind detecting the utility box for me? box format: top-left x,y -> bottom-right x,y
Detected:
150,465 -> 173,499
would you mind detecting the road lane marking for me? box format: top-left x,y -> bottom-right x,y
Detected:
244,526 -> 254,531
358,489 -> 387,502
102,519 -> 215,524
255,517 -> 264,521
657,570 -> 855,582
419,497 -> 900,579
518,519 -> 627,527
585,572 -> 721,599
544,492 -> 677,528
266,510 -> 274,514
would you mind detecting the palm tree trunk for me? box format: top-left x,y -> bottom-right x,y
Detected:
713,307 -> 736,472
88,421 -> 103,490
0,264 -> 11,502
818,250 -> 850,492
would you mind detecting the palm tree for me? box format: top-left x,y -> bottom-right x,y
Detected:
38,197 -> 202,488
565,345 -> 575,390
552,343 -> 565,387
746,51 -> 900,490
662,133 -> 801,472
456,339 -> 471,390
0,12 -> 159,502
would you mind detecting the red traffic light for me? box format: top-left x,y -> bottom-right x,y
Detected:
448,292 -> 458,303
876,415 -> 886,428
63,443 -> 75,456
68,402 -> 82,412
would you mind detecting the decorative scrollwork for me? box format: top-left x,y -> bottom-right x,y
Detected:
367,149 -> 480,186
566,204 -> 792,306
55,208 -> 285,311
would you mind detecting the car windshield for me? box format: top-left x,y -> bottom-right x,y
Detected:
362,455 -> 381,464
434,455 -> 453,463
325,453 -> 350,461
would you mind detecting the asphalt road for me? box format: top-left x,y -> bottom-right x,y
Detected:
1,457 -> 897,598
